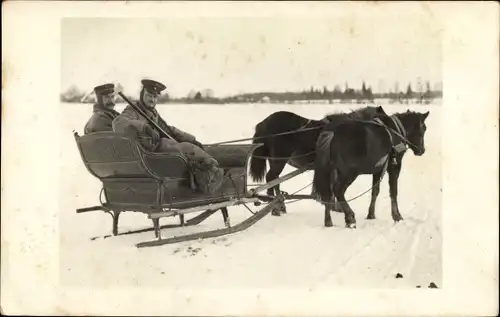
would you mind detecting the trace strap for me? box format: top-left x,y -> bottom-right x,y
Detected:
250,150 -> 316,161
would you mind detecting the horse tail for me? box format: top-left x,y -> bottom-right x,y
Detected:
312,130 -> 336,203
249,121 -> 269,182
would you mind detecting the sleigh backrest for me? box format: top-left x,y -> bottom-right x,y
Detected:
74,131 -> 189,180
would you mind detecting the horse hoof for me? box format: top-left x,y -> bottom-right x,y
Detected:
325,222 -> 333,227
278,203 -> 287,214
366,214 -> 376,220
346,223 -> 357,229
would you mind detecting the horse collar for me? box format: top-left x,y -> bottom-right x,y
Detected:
369,117 -> 403,164
390,115 -> 408,153
391,115 -> 407,138
373,117 -> 394,146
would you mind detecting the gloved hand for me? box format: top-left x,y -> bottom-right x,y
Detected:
192,140 -> 204,150
151,130 -> 161,145
144,125 -> 160,144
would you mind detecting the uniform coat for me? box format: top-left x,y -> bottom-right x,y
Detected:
112,101 -> 225,194
112,102 -> 210,155
84,104 -> 120,134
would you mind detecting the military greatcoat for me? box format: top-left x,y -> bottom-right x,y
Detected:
84,104 -> 120,135
112,102 -> 225,194
112,102 -> 211,158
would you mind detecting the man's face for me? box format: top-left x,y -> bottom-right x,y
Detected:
101,93 -> 115,109
143,90 -> 159,108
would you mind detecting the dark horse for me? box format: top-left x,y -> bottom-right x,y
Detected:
312,108 -> 430,228
249,105 -> 386,216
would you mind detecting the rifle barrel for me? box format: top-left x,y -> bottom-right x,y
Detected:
117,92 -> 176,142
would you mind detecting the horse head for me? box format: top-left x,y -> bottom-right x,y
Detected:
396,110 -> 430,156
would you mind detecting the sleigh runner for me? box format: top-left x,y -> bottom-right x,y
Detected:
74,130 -> 310,248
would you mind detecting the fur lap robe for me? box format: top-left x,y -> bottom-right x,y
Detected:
188,157 -> 225,194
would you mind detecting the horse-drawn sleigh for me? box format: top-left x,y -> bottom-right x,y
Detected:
74,91 -> 430,249
74,128 -> 316,248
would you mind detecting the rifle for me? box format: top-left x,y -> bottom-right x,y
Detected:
115,90 -> 177,142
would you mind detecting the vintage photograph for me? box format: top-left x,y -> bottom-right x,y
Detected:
60,14 -> 443,289
2,1 -> 499,315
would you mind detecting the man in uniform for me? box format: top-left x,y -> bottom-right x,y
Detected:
112,79 -> 225,194
84,83 -> 121,134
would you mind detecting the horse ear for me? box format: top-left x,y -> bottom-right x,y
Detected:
376,105 -> 386,114
422,111 -> 430,120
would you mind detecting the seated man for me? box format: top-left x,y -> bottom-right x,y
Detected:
112,79 -> 225,194
84,83 -> 120,134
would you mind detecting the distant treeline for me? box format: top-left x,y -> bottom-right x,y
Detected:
61,81 -> 442,105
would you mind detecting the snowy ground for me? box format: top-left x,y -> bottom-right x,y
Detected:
59,102 -> 442,289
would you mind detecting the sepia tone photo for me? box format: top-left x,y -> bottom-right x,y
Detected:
60,15 -> 442,288
2,1 -> 498,316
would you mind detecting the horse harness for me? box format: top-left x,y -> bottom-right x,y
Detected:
372,115 -> 408,168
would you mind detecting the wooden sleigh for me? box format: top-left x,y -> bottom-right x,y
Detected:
74,131 -> 309,248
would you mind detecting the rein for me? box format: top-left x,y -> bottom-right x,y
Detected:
203,112 -> 421,167
202,112 -> 420,204
206,113 -> 419,152
206,119 -> 322,146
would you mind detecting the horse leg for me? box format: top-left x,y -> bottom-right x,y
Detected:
324,168 -> 338,226
272,177 -> 287,215
367,170 -> 384,219
324,191 -> 335,227
331,194 -> 342,213
334,173 -> 358,229
266,148 -> 290,216
266,162 -> 286,216
388,162 -> 404,222
324,167 -> 341,213
275,179 -> 289,215
265,162 -> 276,197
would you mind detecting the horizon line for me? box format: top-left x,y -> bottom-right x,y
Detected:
62,81 -> 444,98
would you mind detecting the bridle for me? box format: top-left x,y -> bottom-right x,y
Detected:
372,114 -> 424,154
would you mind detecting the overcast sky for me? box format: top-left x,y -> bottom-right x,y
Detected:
61,15 -> 442,98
